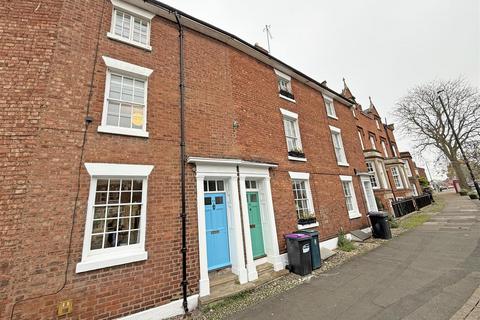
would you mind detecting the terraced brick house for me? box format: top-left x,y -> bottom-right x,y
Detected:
2,0 -> 423,319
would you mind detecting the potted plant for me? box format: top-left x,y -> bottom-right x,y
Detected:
297,211 -> 316,225
288,147 -> 305,158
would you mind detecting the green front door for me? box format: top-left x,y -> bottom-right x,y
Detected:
247,192 -> 265,258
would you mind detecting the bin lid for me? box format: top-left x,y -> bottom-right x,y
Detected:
367,211 -> 388,217
294,230 -> 319,236
285,233 -> 311,239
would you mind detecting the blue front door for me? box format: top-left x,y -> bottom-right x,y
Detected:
205,193 -> 230,270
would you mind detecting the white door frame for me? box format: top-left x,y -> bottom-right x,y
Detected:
188,157 -> 278,297
360,175 -> 378,212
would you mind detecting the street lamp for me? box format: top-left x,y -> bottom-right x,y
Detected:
437,90 -> 480,200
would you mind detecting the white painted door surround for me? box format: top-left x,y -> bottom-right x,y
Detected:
187,157 -> 280,297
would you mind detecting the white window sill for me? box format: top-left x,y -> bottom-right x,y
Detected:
327,114 -> 338,120
348,212 -> 362,219
76,250 -> 148,273
288,156 -> 307,162
297,222 -> 319,230
279,94 -> 296,103
107,32 -> 152,51
337,162 -> 350,167
98,125 -> 149,138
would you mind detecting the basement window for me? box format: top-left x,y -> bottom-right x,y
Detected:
107,0 -> 155,50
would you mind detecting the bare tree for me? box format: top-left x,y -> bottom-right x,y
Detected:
394,78 -> 480,189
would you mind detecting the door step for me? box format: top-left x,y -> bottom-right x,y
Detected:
200,263 -> 288,307
350,229 -> 372,242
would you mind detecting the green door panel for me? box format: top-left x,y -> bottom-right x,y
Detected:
247,192 -> 265,258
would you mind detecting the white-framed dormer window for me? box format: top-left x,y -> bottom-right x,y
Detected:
391,143 -> 398,157
340,175 -> 361,219
280,108 -> 305,161
381,140 -> 389,158
107,0 -> 155,51
329,126 -> 348,166
366,161 -> 379,189
98,56 -> 153,138
391,166 -> 404,189
376,119 -> 381,130
352,106 -> 357,118
76,163 -> 154,273
324,95 -> 337,119
289,172 -> 317,229
274,69 -> 295,102
358,130 -> 365,150
369,135 -> 377,150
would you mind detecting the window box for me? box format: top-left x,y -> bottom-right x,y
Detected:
298,216 -> 317,225
288,150 -> 305,159
279,89 -> 295,100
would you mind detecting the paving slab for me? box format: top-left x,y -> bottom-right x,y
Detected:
230,192 -> 480,320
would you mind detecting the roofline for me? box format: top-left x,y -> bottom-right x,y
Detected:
133,0 -> 355,106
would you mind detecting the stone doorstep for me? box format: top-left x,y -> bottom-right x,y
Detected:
350,229 -> 372,242
199,263 -> 289,307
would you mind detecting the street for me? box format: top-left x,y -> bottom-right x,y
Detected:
231,192 -> 480,320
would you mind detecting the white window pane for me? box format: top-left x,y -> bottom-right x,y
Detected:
121,77 -> 134,101
115,11 -> 124,36
122,13 -> 131,38
133,80 -> 145,103
109,74 -> 122,100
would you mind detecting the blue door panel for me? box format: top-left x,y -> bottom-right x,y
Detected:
205,193 -> 230,270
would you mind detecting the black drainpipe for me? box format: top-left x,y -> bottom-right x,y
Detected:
174,12 -> 189,313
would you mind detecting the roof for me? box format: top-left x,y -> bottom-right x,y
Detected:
130,0 -> 356,106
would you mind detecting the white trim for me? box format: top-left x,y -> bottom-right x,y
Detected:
274,69 -> 291,81
339,175 -> 361,219
102,56 -> 153,78
339,175 -> 353,181
324,95 -> 337,119
107,32 -> 152,51
84,163 -> 154,177
288,171 -> 309,180
279,94 -> 296,103
111,0 -> 155,20
297,222 -> 319,230
187,157 -> 277,168
288,156 -> 307,162
279,108 -> 298,119
97,125 -> 150,138
360,176 -> 378,212
329,126 -> 349,167
76,251 -> 147,273
119,294 -> 199,320
78,163 -> 153,273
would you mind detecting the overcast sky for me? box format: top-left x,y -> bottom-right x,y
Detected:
162,0 -> 479,179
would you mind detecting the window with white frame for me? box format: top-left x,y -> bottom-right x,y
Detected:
366,161 -> 379,189
411,183 -> 418,196
98,56 -> 153,138
352,106 -> 357,118
391,166 -> 404,189
340,176 -> 360,219
330,126 -> 348,166
280,108 -> 304,159
403,160 -> 413,177
107,0 -> 155,50
274,69 -> 294,101
376,119 -> 381,130
77,163 -> 153,273
324,95 -> 337,119
358,131 -> 365,150
369,135 -> 377,150
289,172 -> 315,224
381,140 -> 389,158
391,143 -> 398,157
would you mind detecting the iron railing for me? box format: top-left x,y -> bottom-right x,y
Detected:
392,198 -> 416,218
414,194 -> 432,209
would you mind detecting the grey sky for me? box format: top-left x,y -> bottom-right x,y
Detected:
162,0 -> 479,179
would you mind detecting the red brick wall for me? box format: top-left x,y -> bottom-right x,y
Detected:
3,1 -> 371,319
